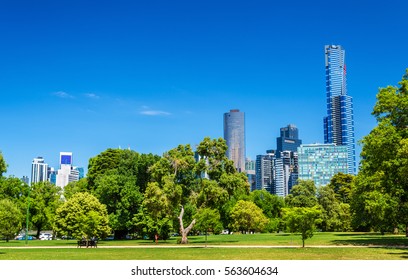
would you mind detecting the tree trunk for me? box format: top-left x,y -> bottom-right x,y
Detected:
406,224 -> 408,237
178,206 -> 195,244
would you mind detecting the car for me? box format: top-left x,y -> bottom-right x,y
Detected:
39,233 -> 52,240
15,235 -> 34,240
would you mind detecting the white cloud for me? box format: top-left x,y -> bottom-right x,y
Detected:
52,91 -> 74,99
85,93 -> 100,99
140,110 -> 171,116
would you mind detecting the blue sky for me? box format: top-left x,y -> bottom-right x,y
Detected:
1,0 -> 407,179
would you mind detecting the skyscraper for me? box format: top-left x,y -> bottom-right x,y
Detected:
323,45 -> 356,174
31,157 -> 48,185
276,124 -> 302,155
56,152 -> 79,188
223,109 -> 245,172
255,153 -> 274,193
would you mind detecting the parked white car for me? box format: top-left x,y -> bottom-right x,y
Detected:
39,233 -> 52,240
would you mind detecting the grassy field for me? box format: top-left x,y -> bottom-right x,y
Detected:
1,232 -> 408,260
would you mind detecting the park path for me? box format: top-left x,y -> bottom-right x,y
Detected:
2,244 -> 407,249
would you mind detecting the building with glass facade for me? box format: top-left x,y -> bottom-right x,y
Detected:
323,45 -> 356,174
276,124 -> 302,155
298,143 -> 348,187
56,152 -> 80,188
223,109 -> 245,172
31,157 -> 48,185
245,158 -> 256,191
255,153 -> 274,193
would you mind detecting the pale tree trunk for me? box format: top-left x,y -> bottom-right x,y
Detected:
178,206 -> 196,244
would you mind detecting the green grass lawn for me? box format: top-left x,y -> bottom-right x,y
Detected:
1,232 -> 407,260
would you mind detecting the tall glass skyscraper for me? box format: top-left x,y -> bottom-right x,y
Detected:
224,109 -> 245,172
31,157 -> 48,185
276,124 -> 302,155
323,45 -> 356,174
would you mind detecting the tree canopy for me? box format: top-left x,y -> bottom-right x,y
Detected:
54,192 -> 110,240
229,200 -> 268,233
0,152 -> 6,177
352,69 -> 408,234
0,199 -> 23,242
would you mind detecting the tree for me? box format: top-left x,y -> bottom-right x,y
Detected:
0,151 -> 6,177
54,192 -> 110,240
94,173 -> 143,239
133,180 -> 180,240
229,200 -> 268,233
88,149 -> 160,238
250,190 -> 285,233
250,190 -> 285,219
352,69 -> 408,234
317,185 -> 351,232
285,180 -> 318,208
0,199 -> 23,242
194,207 -> 222,247
282,206 -> 322,247
328,173 -> 354,204
195,137 -> 236,181
87,148 -> 160,192
29,181 -> 62,238
63,178 -> 89,200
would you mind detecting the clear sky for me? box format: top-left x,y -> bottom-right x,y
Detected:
1,0 -> 407,179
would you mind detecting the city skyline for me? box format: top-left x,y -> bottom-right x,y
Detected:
1,1 -> 407,179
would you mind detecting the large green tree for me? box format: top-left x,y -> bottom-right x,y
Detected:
352,69 -> 408,234
0,199 -> 23,242
250,190 -> 285,233
328,173 -> 354,204
54,192 -> 110,240
317,185 -> 351,232
29,181 -> 62,238
94,172 -> 143,239
229,200 -> 268,233
285,180 -> 318,208
87,149 -> 160,239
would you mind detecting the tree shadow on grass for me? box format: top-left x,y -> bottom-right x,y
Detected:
331,235 -> 408,247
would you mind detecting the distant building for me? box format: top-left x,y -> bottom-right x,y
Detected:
245,158 -> 256,191
274,151 -> 298,196
224,109 -> 246,172
255,153 -> 275,193
323,45 -> 356,174
276,124 -> 302,155
21,176 -> 29,185
56,152 -> 80,188
31,157 -> 48,185
298,143 -> 348,187
47,167 -> 57,185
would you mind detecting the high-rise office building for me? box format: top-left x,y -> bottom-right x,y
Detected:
298,143 -> 348,187
56,152 -> 80,188
255,153 -> 275,193
323,45 -> 356,174
31,157 -> 48,185
276,124 -> 302,155
224,109 -> 245,172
